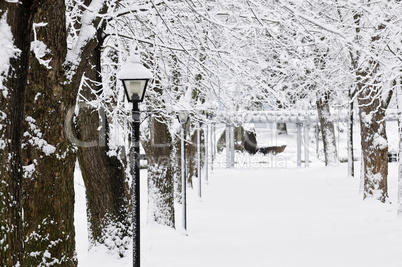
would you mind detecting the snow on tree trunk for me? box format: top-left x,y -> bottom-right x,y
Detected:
0,2 -> 37,266
357,86 -> 389,203
21,0 -> 109,264
21,1 -> 79,265
396,78 -> 402,215
144,116 -> 175,228
316,92 -> 338,166
75,23 -> 130,255
347,92 -> 355,177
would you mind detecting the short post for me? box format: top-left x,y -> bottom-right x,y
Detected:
225,123 -> 230,168
304,123 -> 309,167
211,122 -> 216,171
205,122 -> 209,182
230,124 -> 235,168
297,122 -> 302,167
197,121 -> 202,198
315,123 -> 319,158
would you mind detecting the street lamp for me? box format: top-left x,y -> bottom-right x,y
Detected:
118,53 -> 152,267
177,110 -> 189,231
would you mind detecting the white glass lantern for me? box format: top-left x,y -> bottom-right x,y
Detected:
177,111 -> 189,124
118,53 -> 152,102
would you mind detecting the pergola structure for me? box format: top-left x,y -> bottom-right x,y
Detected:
208,109 -> 399,169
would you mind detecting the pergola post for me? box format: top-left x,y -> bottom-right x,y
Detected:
304,123 -> 309,167
297,122 -> 302,167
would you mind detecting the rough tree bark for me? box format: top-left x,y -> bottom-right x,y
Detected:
316,91 -> 338,165
353,5 -> 392,202
357,76 -> 390,202
143,115 -> 175,227
21,0 -> 109,265
21,0 -> 78,265
75,24 -> 130,255
0,2 -> 37,266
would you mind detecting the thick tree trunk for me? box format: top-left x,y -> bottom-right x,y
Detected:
75,30 -> 130,255
316,92 -> 338,165
0,2 -> 37,266
21,1 -> 79,265
357,86 -> 389,202
355,52 -> 391,202
144,116 -> 175,227
76,106 -> 130,255
350,1 -> 391,203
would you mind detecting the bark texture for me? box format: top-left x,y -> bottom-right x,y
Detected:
21,1 -> 79,265
0,2 -> 37,266
75,27 -> 130,255
352,5 -> 391,202
316,92 -> 338,165
144,116 -> 175,227
357,74 -> 389,202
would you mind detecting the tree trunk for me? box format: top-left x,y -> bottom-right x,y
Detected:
76,106 -> 130,255
347,92 -> 355,177
21,0 -> 108,264
316,92 -> 338,165
0,2 -> 37,266
21,0 -> 79,265
187,128 -> 202,188
357,85 -> 389,202
143,116 -> 175,227
75,27 -> 130,255
397,77 -> 402,215
354,40 -> 392,202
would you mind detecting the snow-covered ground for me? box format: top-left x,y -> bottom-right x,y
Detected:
75,158 -> 402,267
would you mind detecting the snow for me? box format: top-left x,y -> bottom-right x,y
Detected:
24,116 -> 56,156
117,54 -> 153,80
75,158 -> 402,267
0,12 -> 20,98
31,40 -> 52,69
373,133 -> 388,150
65,0 -> 106,81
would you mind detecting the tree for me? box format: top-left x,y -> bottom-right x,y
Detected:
0,1 -> 38,266
74,35 -> 130,257
66,1 -> 131,255
143,115 -> 175,227
316,91 -> 338,166
21,0 -> 77,264
350,3 -> 396,202
20,0 -> 113,264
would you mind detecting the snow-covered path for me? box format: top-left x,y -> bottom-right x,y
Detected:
76,163 -> 402,267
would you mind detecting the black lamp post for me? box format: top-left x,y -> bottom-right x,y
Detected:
177,111 -> 189,231
118,53 -> 152,267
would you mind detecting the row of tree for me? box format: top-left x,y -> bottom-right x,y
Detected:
1,0 -> 401,266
